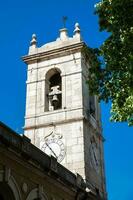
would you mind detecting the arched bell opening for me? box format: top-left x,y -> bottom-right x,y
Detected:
45,68 -> 62,111
0,182 -> 15,200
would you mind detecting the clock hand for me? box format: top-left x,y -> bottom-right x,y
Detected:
93,152 -> 99,166
93,151 -> 98,166
92,145 -> 98,166
45,142 -> 58,159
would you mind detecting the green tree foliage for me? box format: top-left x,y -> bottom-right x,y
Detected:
87,0 -> 133,125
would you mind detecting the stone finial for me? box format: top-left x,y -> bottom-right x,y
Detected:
59,28 -> 68,41
30,34 -> 37,46
74,23 -> 80,33
73,22 -> 82,40
29,34 -> 37,54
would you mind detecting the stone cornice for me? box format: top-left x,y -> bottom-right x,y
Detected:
22,42 -> 85,64
24,116 -> 84,130
25,107 -> 83,119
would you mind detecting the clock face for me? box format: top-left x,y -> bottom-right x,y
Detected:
90,142 -> 100,173
41,137 -> 65,163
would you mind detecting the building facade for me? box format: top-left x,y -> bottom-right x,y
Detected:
0,121 -> 101,200
23,23 -> 107,199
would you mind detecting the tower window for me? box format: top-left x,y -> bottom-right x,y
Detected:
89,96 -> 96,118
45,69 -> 62,111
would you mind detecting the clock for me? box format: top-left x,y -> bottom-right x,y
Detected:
89,142 -> 100,173
41,137 -> 65,163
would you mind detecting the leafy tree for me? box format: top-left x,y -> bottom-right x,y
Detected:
87,0 -> 133,125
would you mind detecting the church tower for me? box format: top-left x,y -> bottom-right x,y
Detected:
23,23 -> 107,199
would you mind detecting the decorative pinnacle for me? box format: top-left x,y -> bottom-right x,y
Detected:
30,33 -> 37,46
74,23 -> 80,33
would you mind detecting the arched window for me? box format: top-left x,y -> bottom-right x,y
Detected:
45,68 -> 62,111
0,183 -> 15,200
26,188 -> 48,200
89,96 -> 96,118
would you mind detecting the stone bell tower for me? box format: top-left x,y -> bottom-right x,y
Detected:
23,23 -> 107,199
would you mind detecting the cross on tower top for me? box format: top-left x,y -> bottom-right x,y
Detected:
62,16 -> 68,28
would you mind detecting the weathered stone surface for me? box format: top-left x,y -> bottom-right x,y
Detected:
0,122 -> 102,200
23,26 -> 107,200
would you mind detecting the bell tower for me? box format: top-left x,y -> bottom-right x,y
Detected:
23,23 -> 107,199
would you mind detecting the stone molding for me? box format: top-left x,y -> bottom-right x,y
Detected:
25,106 -> 83,119
24,116 -> 84,130
22,42 -> 85,64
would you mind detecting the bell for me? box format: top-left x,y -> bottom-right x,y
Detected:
52,94 -> 58,103
52,94 -> 59,109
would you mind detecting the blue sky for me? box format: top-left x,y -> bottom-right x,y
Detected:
0,0 -> 133,199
